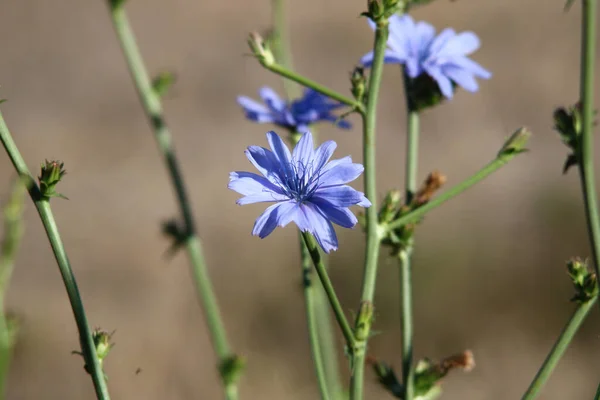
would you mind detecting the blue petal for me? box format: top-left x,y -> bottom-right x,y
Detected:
388,15 -> 416,56
251,201 -> 294,238
245,146 -> 283,182
443,65 -> 479,92
451,56 -> 492,79
237,96 -> 274,123
266,131 -> 293,175
236,191 -> 289,205
310,199 -> 358,228
437,32 -> 481,57
259,87 -> 286,112
361,49 -> 407,67
425,65 -> 454,99
313,186 -> 369,207
292,131 -> 315,167
428,28 -> 456,56
313,140 -> 337,172
319,159 -> 364,186
302,203 -> 338,253
414,21 -> 436,52
228,171 -> 283,196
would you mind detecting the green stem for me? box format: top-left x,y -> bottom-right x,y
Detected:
351,19 -> 390,400
0,180 -> 25,399
0,111 -> 110,400
270,0 -> 300,99
261,63 -> 364,113
300,235 -> 331,400
386,153 -> 522,233
301,232 -> 356,350
400,110 -> 419,400
595,380 -> 600,400
521,297 -> 597,400
577,0 -> 600,303
106,4 -> 237,397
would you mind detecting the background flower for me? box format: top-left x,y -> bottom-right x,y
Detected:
229,130 -> 369,252
237,87 -> 352,132
361,14 -> 491,99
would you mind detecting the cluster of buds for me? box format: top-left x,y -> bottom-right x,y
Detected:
377,171 -> 447,256
363,0 -> 405,22
351,66 -> 367,103
38,160 -> 67,201
247,32 -> 275,68
567,258 -> 598,303
369,350 -> 475,399
553,104 -> 583,174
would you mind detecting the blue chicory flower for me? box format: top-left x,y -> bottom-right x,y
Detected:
361,14 -> 491,99
229,130 -> 370,253
237,87 -> 352,133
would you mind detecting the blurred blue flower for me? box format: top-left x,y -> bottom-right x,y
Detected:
237,87 -> 352,133
229,130 -> 370,253
361,15 -> 491,99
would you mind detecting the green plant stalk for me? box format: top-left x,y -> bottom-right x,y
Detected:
595,380 -> 600,400
107,4 -> 237,397
386,153 -> 522,233
301,232 -> 356,350
300,235 -> 332,400
521,296 -> 597,400
0,111 -> 110,400
0,179 -> 25,399
351,20 -> 390,400
577,0 -> 600,303
400,110 -> 419,400
262,63 -> 364,113
272,0 -> 343,391
271,0 -> 300,99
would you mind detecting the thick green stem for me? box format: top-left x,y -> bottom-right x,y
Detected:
521,297 -> 597,400
386,153 -> 522,233
400,109 -> 420,400
0,111 -> 110,400
301,232 -> 356,351
300,235 -> 331,400
106,4 -> 237,397
351,19 -> 389,400
577,0 -> 600,306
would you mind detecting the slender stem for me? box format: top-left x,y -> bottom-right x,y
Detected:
0,179 -> 25,398
595,380 -> 600,400
399,110 -> 419,400
301,232 -> 356,350
521,297 -> 597,400
300,234 -> 331,400
386,153 -> 522,233
351,19 -> 390,400
270,0 -> 300,99
106,4 -> 237,397
0,111 -> 110,400
577,0 -> 600,301
262,63 -> 364,113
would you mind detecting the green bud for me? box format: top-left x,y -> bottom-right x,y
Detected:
152,71 -> 176,97
497,127 -> 531,158
350,66 -> 367,102
366,0 -> 384,20
405,73 -> 446,112
378,189 -> 402,224
92,328 -> 115,362
414,351 -> 475,399
567,258 -> 587,287
369,359 -> 403,397
567,258 -> 598,302
109,0 -> 127,9
247,32 -> 275,67
354,301 -> 374,341
38,160 -> 67,200
219,355 -> 245,387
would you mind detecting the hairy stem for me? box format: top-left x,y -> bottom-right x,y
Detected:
0,111 -> 110,400
106,3 -> 238,397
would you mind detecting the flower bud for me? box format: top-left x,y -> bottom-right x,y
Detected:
219,355 -> 246,386
497,127 -> 531,158
247,32 -> 275,67
350,66 -> 366,102
38,160 -> 67,200
354,301 -> 374,342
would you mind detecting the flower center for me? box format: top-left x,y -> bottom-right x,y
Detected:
278,159 -> 321,203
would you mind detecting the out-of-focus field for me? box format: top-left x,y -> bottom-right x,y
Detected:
0,0 -> 599,399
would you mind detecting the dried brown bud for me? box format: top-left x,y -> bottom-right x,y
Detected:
414,170 -> 447,206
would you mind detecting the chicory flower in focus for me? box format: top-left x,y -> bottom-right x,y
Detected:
237,87 -> 351,133
229,130 -> 370,253
361,15 -> 491,99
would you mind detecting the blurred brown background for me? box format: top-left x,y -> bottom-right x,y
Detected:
0,0 -> 599,398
